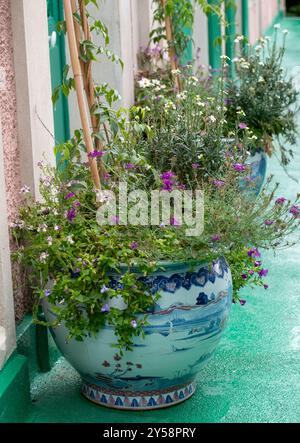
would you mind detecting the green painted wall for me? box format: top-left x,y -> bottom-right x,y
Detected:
225,0 -> 236,77
47,0 -> 70,145
207,0 -> 222,70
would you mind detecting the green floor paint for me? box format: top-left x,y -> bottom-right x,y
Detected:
22,18 -> 300,423
0,353 -> 30,423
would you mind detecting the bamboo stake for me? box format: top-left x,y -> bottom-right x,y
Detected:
161,0 -> 181,91
72,0 -> 110,149
64,0 -> 101,190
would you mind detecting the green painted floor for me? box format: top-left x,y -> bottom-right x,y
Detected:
25,18 -> 300,423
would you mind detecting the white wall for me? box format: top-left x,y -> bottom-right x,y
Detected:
68,0 -> 154,134
193,2 -> 209,68
11,0 -> 56,199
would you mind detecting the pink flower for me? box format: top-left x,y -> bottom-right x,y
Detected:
192,163 -> 200,169
130,242 -> 138,250
275,197 -> 286,205
125,163 -> 135,170
264,220 -> 274,226
233,163 -> 246,172
290,205 -> 300,217
211,234 -> 221,242
239,299 -> 247,306
213,179 -> 225,188
239,122 -> 248,129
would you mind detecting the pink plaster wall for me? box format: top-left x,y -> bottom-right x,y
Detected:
248,0 -> 283,44
0,0 -> 30,321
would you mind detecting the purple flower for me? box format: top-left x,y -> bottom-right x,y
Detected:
248,248 -> 261,258
213,179 -> 225,188
241,273 -> 248,280
170,217 -> 181,227
275,197 -> 287,205
130,242 -> 139,250
259,269 -> 269,278
125,163 -> 135,170
110,215 -> 120,224
239,299 -> 247,306
161,171 -> 176,180
44,289 -> 51,297
192,163 -> 200,169
104,173 -> 111,181
254,261 -> 262,267
88,150 -> 105,158
64,192 -> 75,200
100,285 -> 109,294
74,201 -> 81,207
249,270 -> 254,276
239,122 -> 248,129
131,320 -> 138,329
161,178 -> 174,191
290,205 -> 300,217
233,163 -> 246,172
264,284 -> 269,290
66,207 -> 76,222
264,220 -> 275,226
211,234 -> 221,242
101,303 -> 110,313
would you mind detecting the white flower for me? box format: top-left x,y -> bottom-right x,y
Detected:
37,223 -> 48,233
274,23 -> 281,30
54,225 -> 61,231
251,135 -> 258,140
47,236 -> 53,246
258,76 -> 265,83
137,77 -> 151,88
233,57 -> 240,63
96,190 -> 113,203
283,29 -> 289,35
39,252 -> 49,263
208,115 -> 216,123
10,220 -> 25,229
66,235 -> 74,244
20,185 -> 31,194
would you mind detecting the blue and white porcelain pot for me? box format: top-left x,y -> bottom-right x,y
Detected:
43,257 -> 232,410
241,150 -> 267,196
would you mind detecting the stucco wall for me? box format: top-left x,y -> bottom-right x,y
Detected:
0,0 -> 28,322
248,0 -> 282,44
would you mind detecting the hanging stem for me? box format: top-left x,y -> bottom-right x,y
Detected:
64,0 -> 101,190
160,0 -> 181,91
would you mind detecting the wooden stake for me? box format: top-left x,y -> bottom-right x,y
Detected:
64,0 -> 101,190
161,0 -> 181,91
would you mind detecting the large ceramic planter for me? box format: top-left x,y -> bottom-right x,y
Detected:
43,257 -> 232,410
241,150 -> 267,196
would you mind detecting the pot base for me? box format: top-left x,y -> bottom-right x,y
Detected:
81,380 -> 196,410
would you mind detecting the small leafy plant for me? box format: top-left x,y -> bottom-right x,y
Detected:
226,28 -> 299,165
